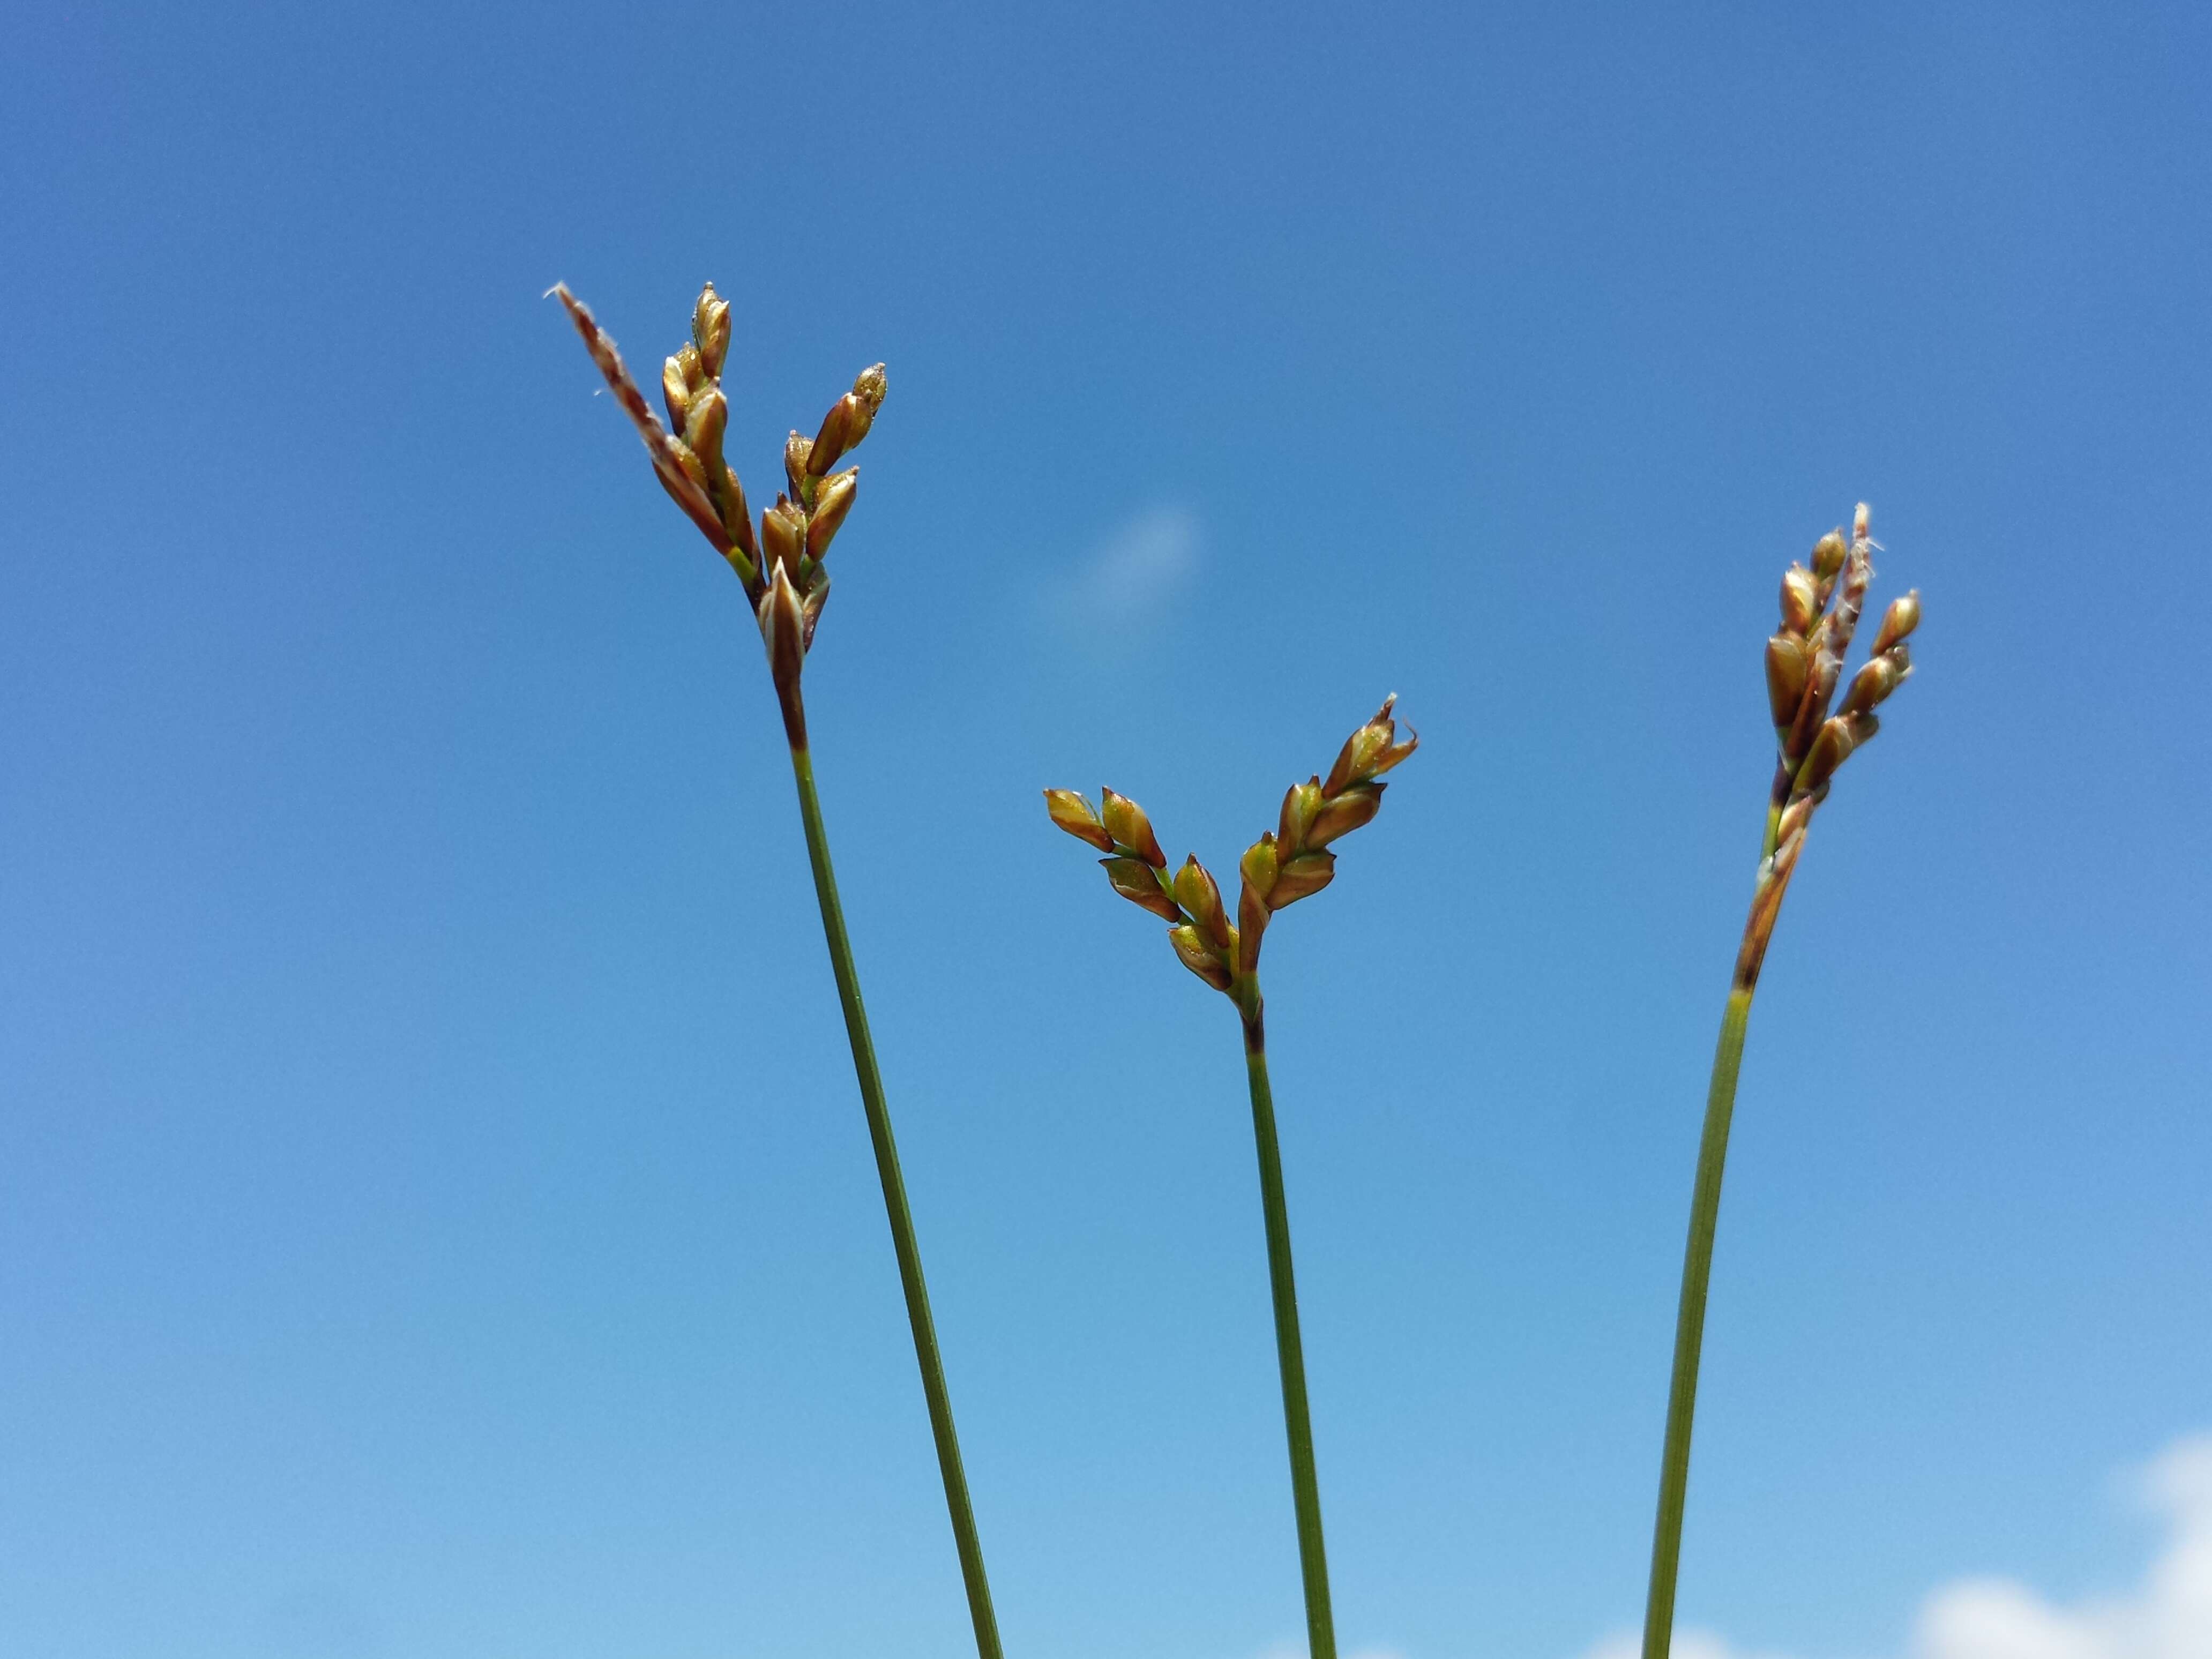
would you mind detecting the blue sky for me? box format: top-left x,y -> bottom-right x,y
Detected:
4,4 -> 2209,1657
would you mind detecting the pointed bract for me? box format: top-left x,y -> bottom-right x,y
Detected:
808,469 -> 858,558
1795,710 -> 1879,798
1322,695 -> 1418,796
1169,924 -> 1234,992
1871,591 -> 1920,660
1841,647 -> 1911,718
1174,857 -> 1232,950
691,283 -> 731,378
663,353 -> 696,432
761,497 -> 806,577
1780,565 -> 1818,636
718,464 -> 757,560
1811,528 -> 1848,582
1765,633 -> 1811,729
1235,883 -> 1269,975
684,386 -> 728,476
809,366 -> 888,475
1307,783 -> 1382,848
1268,851 -> 1336,909
759,562 -> 805,681
1044,789 -> 1116,851
1101,789 -> 1167,867
1279,779 -> 1322,854
1239,833 -> 1280,903
1102,856 -> 1183,921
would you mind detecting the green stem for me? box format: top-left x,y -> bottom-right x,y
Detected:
1639,986 -> 1755,1659
1240,996 -> 1337,1659
786,736 -> 1004,1659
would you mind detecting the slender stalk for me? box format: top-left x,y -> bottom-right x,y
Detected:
785,731 -> 1004,1659
1639,985 -> 1754,1659
1240,991 -> 1337,1659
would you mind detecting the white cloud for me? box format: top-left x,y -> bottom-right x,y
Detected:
1580,1631 -> 1793,1659
1917,1434 -> 2212,1659
1044,504 -> 1200,635
1577,1433 -> 2212,1659
1575,1626 -> 1837,1659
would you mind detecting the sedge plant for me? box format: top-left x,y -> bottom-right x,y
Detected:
1044,699 -> 1418,1659
1640,504 -> 1920,1659
554,283 -> 1004,1659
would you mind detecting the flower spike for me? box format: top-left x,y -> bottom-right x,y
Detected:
1043,697 -> 1415,997
1041,696 -> 1419,1659
553,282 -> 885,703
554,283 -> 1004,1659
1641,502 -> 1923,1659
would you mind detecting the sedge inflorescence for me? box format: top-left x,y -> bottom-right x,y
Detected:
1736,504 -> 1920,993
1043,697 -> 1418,1004
552,281 -> 886,742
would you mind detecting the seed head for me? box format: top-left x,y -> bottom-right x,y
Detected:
1735,502 -> 1923,993
554,283 -> 890,681
1046,698 -> 1415,1000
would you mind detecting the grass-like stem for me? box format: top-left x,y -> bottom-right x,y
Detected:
1240,994 -> 1337,1659
786,733 -> 1004,1659
1638,985 -> 1754,1659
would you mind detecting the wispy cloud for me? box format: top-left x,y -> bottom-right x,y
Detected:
1577,1432 -> 2212,1659
1042,503 -> 1201,639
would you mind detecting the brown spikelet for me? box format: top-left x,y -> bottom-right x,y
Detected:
554,285 -> 728,550
1736,503 -> 1919,993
